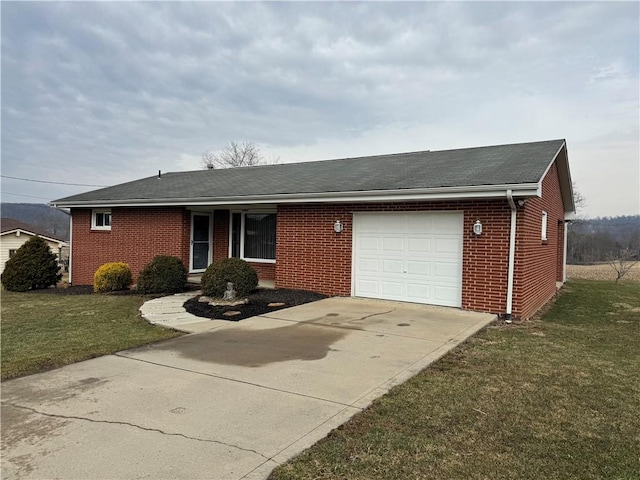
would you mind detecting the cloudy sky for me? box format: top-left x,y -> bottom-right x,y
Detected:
1,1 -> 638,217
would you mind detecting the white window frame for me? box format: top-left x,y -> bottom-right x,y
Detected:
541,211 -> 548,241
228,211 -> 276,264
92,209 -> 112,231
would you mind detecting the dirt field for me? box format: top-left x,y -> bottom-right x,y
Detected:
567,263 -> 640,282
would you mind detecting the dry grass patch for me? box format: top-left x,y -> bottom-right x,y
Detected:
567,263 -> 640,282
1,291 -> 182,380
271,280 -> 640,480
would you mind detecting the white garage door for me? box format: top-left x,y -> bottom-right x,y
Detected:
353,212 -> 463,307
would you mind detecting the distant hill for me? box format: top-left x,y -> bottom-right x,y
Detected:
568,215 -> 640,264
1,203 -> 70,241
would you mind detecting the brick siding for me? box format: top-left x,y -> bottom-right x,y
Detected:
513,162 -> 566,319
70,162 -> 566,318
275,200 -> 513,315
71,207 -> 190,285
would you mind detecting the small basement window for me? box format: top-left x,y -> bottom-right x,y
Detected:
92,209 -> 112,231
541,211 -> 548,241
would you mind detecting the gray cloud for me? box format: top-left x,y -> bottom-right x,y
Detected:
1,1 -> 638,216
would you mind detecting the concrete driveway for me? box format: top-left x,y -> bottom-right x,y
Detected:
1,297 -> 495,480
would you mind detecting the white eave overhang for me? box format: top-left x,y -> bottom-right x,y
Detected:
51,183 -> 543,209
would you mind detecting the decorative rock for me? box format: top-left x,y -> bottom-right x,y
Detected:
198,296 -> 213,303
223,310 -> 241,317
267,302 -> 286,307
209,298 -> 248,307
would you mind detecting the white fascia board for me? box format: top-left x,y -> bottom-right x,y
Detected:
52,183 -> 541,208
0,229 -> 68,245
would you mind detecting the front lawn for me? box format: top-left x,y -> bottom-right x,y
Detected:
271,280 -> 640,480
1,291 -> 182,380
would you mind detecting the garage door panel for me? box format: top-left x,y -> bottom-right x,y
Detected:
435,237 -> 461,254
434,262 -> 459,279
433,215 -> 465,234
434,285 -> 460,306
407,238 -> 431,253
359,237 -> 379,251
357,215 -> 384,232
382,259 -> 404,274
354,212 -> 463,308
407,283 -> 430,300
357,279 -> 379,296
407,260 -> 431,276
382,237 -> 404,252
407,216 -> 433,234
381,281 -> 403,297
358,258 -> 379,273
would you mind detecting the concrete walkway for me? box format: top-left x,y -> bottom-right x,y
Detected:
139,291 -> 232,333
2,297 -> 496,480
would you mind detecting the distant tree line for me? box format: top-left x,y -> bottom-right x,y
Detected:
567,215 -> 640,264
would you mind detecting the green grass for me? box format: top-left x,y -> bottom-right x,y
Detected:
1,291 -> 182,380
271,280 -> 640,480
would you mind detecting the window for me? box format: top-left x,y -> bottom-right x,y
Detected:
541,211 -> 548,241
9,249 -> 17,258
92,209 -> 112,230
230,212 -> 276,262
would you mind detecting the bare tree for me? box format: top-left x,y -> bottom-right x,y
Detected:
609,248 -> 640,284
201,141 -> 278,169
572,181 -> 587,216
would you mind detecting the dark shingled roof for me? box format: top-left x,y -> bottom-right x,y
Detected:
53,139 -> 566,205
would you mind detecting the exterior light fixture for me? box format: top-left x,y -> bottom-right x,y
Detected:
473,220 -> 483,236
334,220 -> 344,233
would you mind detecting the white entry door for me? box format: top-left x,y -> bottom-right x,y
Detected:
353,212 -> 463,307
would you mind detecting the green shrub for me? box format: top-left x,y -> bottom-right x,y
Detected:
201,258 -> 258,297
94,262 -> 132,293
137,255 -> 187,294
1,236 -> 62,292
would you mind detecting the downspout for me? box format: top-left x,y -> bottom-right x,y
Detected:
505,190 -> 517,323
68,214 -> 73,285
563,220 -> 569,283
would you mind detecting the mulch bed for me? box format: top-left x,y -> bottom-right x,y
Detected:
17,285 -> 327,321
184,288 -> 327,321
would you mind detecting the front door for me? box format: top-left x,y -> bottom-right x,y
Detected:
190,213 -> 211,272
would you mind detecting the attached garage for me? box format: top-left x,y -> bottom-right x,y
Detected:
352,212 -> 464,307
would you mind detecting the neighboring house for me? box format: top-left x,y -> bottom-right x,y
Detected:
52,139 -> 574,320
0,218 -> 69,274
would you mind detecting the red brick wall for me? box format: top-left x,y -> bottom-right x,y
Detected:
71,207 -> 190,285
212,210 -> 229,262
513,162 -> 566,319
275,200 -> 513,315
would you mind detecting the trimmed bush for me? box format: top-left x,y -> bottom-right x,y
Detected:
1,236 -> 62,292
201,258 -> 258,297
94,262 -> 132,293
137,255 -> 187,294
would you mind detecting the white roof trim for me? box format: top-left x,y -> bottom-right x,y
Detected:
0,229 -> 68,246
52,183 -> 542,208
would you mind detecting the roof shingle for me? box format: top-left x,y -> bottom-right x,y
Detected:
53,139 -> 565,205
